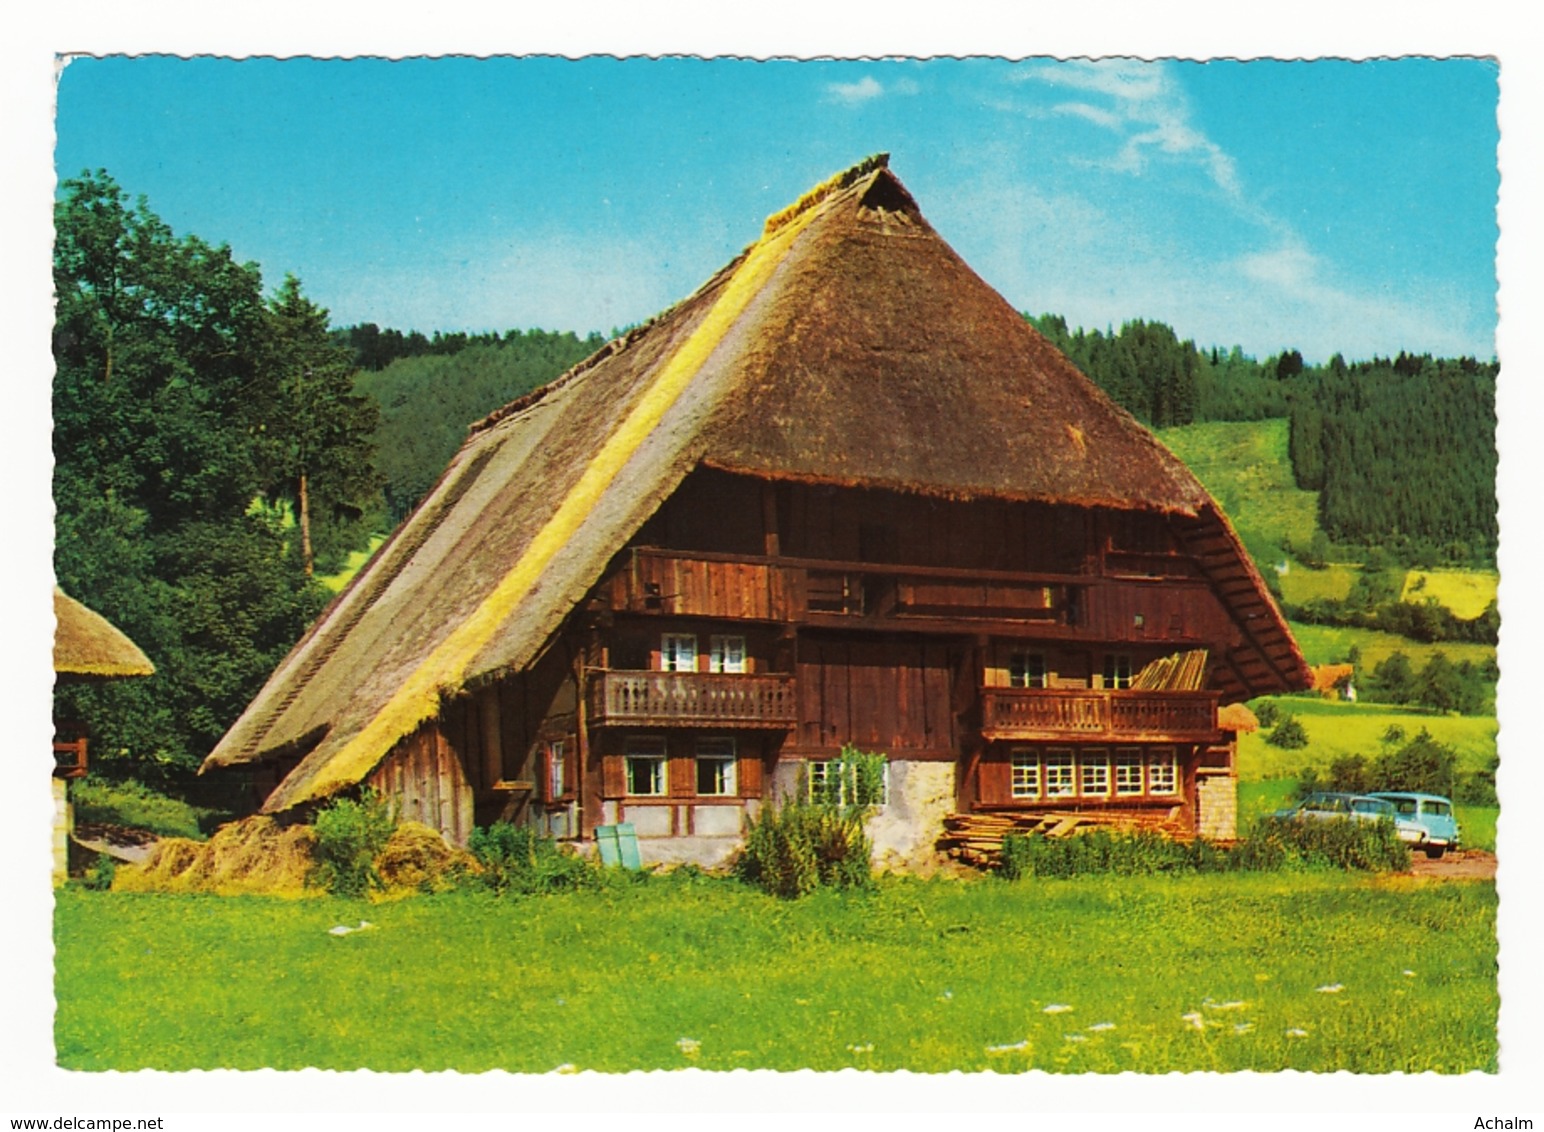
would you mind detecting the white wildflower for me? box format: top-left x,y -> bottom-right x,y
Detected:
327,920 -> 373,936
985,1039 -> 1029,1054
554,1063 -> 579,1074
1043,1003 -> 1073,1014
1063,1033 -> 1087,1043
1181,1012 -> 1205,1031
1315,984 -> 1344,994
938,990 -> 954,1002
1232,1022 -> 1255,1035
846,1042 -> 874,1054
1286,1028 -> 1309,1038
1203,999 -> 1247,1011
1402,970 -> 1417,978
1087,1022 -> 1116,1032
675,1037 -> 701,1057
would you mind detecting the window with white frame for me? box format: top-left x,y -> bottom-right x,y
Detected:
545,739 -> 566,800
624,737 -> 667,796
709,635 -> 747,674
808,757 -> 889,807
661,633 -> 697,672
1103,654 -> 1133,689
1007,746 -> 1177,801
1079,748 -> 1111,797
1008,651 -> 1047,689
1044,748 -> 1076,798
1147,747 -> 1178,795
1114,748 -> 1144,796
695,737 -> 738,796
1010,749 -> 1041,798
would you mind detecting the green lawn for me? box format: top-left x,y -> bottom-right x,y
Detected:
1239,697 -> 1497,782
55,875 -> 1497,1074
1279,563 -> 1359,605
1287,621 -> 1496,671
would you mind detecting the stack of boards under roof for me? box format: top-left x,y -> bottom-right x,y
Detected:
203,155 -> 1308,814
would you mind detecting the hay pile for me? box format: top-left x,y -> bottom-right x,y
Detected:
113,815 -> 480,898
375,821 -> 479,893
114,815 -> 318,896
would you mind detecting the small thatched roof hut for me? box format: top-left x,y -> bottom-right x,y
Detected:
53,588 -> 155,679
204,156 -> 1307,815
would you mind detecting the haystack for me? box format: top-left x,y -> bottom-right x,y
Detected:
375,821 -> 479,892
113,815 -> 318,896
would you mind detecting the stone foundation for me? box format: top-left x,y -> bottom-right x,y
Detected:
1197,772 -> 1238,840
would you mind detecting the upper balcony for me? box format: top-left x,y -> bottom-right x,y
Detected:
980,687 -> 1221,744
587,670 -> 798,730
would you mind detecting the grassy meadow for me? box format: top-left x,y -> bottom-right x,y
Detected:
1158,419 -> 1317,555
54,874 -> 1497,1074
1239,696 -> 1497,782
1286,621 -> 1495,671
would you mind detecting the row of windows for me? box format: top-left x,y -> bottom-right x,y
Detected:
1008,652 -> 1134,689
660,633 -> 746,673
625,736 -> 739,797
1011,746 -> 1177,800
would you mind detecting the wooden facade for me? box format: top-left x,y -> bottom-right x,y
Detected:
366,467 -> 1271,849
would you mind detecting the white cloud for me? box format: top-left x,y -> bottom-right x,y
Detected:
824,75 -> 919,105
931,176 -> 1488,362
1015,60 -> 1241,199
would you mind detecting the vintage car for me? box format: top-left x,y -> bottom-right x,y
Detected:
1271,792 -> 1426,845
1367,792 -> 1462,858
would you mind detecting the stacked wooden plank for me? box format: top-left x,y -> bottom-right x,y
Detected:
937,808 -> 1184,868
1131,648 -> 1209,691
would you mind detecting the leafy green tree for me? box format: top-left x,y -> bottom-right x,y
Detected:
52,171 -> 362,788
256,276 -> 382,575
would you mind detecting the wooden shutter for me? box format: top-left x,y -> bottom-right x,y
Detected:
738,753 -> 764,798
601,754 -> 625,799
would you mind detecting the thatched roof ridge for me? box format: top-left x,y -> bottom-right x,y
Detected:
53,588 -> 155,678
204,158 -> 1306,811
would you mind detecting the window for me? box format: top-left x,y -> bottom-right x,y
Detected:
1114,748 -> 1144,796
624,737 -> 667,796
1009,652 -> 1047,689
1008,746 -> 1176,801
695,737 -> 738,796
709,635 -> 746,674
1147,748 -> 1177,795
661,634 -> 697,672
1044,749 -> 1076,798
1011,750 -> 1041,799
808,757 -> 889,806
1079,748 -> 1110,797
1103,654 -> 1133,690
545,740 -> 566,800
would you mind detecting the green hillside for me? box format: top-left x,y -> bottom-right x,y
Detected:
1156,419 -> 1317,563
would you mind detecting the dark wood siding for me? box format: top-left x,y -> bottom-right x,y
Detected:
796,636 -> 955,755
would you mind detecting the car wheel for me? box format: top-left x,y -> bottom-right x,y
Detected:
1424,846 -> 1446,859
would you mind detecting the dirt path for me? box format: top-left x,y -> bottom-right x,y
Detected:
1406,848 -> 1496,880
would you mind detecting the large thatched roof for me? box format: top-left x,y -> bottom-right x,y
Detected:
54,588 -> 155,678
203,156 -> 1308,812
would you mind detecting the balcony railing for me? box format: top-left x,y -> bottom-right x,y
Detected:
588,670 -> 798,729
981,687 -> 1220,742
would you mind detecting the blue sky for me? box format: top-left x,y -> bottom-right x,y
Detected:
55,55 -> 1499,363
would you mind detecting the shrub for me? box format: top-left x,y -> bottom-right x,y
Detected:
735,745 -> 885,898
467,823 -> 596,896
308,790 -> 398,898
1253,700 -> 1281,729
995,820 -> 1409,879
1266,715 -> 1309,749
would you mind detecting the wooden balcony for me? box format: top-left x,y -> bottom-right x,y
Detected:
981,687 -> 1221,743
587,670 -> 797,730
